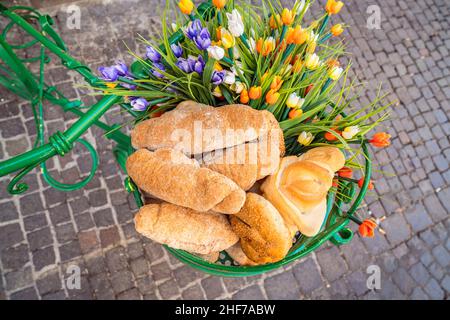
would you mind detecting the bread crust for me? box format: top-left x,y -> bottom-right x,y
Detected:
126,148 -> 246,214
135,203 -> 239,254
131,101 -> 276,155
261,147 -> 345,237
230,193 -> 291,264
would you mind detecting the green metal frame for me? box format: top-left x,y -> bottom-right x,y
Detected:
0,1 -> 372,277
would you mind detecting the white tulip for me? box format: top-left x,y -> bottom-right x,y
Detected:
226,9 -> 245,37
296,0 -> 310,15
223,71 -> 236,85
249,37 -> 256,53
305,53 -> 320,70
286,92 -> 305,109
298,131 -> 314,146
207,46 -> 225,60
232,81 -> 246,94
233,46 -> 241,59
342,126 -> 360,140
329,66 -> 343,80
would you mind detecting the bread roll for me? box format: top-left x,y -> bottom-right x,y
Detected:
261,147 -> 345,237
126,148 -> 246,214
230,193 -> 291,264
135,203 -> 239,254
131,101 -> 277,155
225,242 -> 257,266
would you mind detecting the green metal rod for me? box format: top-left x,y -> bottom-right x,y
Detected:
1,7 -> 100,85
0,95 -> 121,176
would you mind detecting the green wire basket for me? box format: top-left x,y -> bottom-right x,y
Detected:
0,2 -> 372,277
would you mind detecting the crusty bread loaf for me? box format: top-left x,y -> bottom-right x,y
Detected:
131,101 -> 277,155
200,121 -> 285,190
126,148 -> 246,214
135,203 -> 239,254
261,147 -> 345,237
230,193 -> 291,264
225,242 -> 257,266
193,252 -> 220,263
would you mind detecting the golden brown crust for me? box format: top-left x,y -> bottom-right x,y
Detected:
261,147 -> 345,237
126,148 -> 246,214
135,203 -> 239,254
193,252 -> 220,263
225,242 -> 257,266
230,193 -> 291,264
131,101 -> 276,155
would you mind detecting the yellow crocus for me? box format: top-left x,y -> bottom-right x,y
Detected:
269,14 -> 282,29
331,24 -> 344,36
256,37 -> 276,56
281,8 -> 295,26
221,29 -> 235,49
305,53 -> 320,70
213,0 -> 227,10
298,131 -> 314,146
325,0 -> 344,15
178,0 -> 194,15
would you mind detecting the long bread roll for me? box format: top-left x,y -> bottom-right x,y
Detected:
131,101 -> 278,155
200,120 -> 285,190
126,148 -> 246,214
135,203 -> 239,254
230,193 -> 291,264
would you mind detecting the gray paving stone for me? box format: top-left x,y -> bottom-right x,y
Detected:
264,271 -> 301,300
292,258 -> 323,294
404,203 -> 434,232
1,244 -> 30,270
316,246 -> 348,282
201,277 -> 225,300
0,223 -> 24,250
232,285 -> 265,300
424,278 -> 445,300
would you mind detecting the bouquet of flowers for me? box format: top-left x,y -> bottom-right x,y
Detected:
97,0 -> 392,240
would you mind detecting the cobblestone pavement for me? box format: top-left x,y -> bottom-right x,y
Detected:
0,0 -> 449,300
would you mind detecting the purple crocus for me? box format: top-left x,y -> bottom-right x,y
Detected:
176,58 -> 192,73
98,66 -> 119,82
130,97 -> 149,112
211,70 -> 226,85
171,43 -> 183,58
193,55 -> 205,74
112,61 -> 129,77
120,76 -> 137,90
186,19 -> 203,40
151,62 -> 166,78
194,28 -> 211,50
146,46 -> 161,63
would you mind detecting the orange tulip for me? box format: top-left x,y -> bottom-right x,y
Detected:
359,219 -> 377,238
369,132 -> 391,148
269,14 -> 282,29
266,89 -> 280,105
325,0 -> 344,15
324,129 -> 341,141
331,24 -> 344,36
212,0 -> 227,10
178,0 -> 194,15
240,88 -> 250,104
338,167 -> 353,178
327,58 -> 340,69
281,8 -> 295,26
358,178 -> 374,190
249,86 -> 262,100
287,25 -> 307,45
270,76 -> 284,91
289,108 -> 303,119
256,37 -> 276,56
305,84 -> 314,95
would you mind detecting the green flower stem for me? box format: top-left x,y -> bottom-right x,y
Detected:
281,43 -> 295,63
279,25 -> 288,44
228,47 -> 234,60
319,32 -> 332,44
320,78 -> 332,93
222,56 -> 234,65
240,34 -> 250,49
218,10 -> 223,25
318,14 -> 330,35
